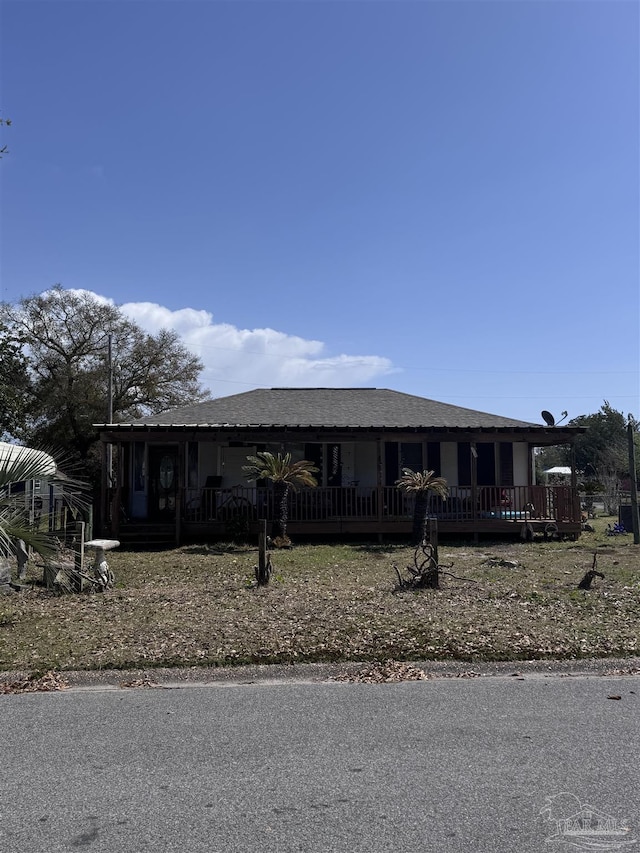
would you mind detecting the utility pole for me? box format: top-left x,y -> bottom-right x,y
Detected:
107,332 -> 114,487
628,421 -> 639,544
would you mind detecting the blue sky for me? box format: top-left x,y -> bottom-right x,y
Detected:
1,0 -> 638,425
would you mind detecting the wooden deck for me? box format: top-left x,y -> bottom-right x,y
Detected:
109,484 -> 582,545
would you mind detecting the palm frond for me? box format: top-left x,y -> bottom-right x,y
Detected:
0,442 -> 89,559
395,468 -> 449,498
0,501 -> 56,558
243,451 -> 318,491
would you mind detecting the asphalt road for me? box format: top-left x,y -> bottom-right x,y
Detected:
1,671 -> 639,852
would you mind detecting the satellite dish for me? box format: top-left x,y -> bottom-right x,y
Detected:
541,410 -> 555,426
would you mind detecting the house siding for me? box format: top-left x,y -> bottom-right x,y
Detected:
513,443 -> 530,487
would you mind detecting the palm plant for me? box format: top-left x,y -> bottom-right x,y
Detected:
0,442 -> 86,564
395,468 -> 449,545
243,451 -> 318,545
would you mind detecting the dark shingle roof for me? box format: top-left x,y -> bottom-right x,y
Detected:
109,388 -> 541,429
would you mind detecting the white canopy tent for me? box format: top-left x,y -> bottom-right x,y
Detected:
542,465 -> 573,485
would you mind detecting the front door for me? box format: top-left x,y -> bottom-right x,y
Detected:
148,445 -> 179,521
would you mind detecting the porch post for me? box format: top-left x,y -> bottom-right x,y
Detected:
570,444 -> 580,522
111,442 -> 121,538
627,422 -> 639,544
471,441 -> 478,542
176,439 -> 185,546
99,437 -> 108,536
376,438 -> 383,536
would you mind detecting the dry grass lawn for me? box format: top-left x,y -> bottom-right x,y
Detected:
0,516 -> 638,673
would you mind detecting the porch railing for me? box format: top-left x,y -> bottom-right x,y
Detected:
182,484 -> 581,525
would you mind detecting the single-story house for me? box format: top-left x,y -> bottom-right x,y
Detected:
95,387 -> 586,545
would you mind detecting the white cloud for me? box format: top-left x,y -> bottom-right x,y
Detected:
89,294 -> 397,395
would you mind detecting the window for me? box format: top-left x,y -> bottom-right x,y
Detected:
304,444 -> 324,485
385,441 -> 423,485
426,442 -> 441,476
477,443 -> 496,486
499,443 -> 514,487
384,442 -> 399,486
400,442 -> 423,472
458,443 -> 471,486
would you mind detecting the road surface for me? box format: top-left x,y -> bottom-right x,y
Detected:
1,670 -> 639,852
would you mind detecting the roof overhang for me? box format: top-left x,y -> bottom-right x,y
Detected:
96,423 -> 586,446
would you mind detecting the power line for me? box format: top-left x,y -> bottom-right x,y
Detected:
201,373 -> 638,402
190,341 -> 638,377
